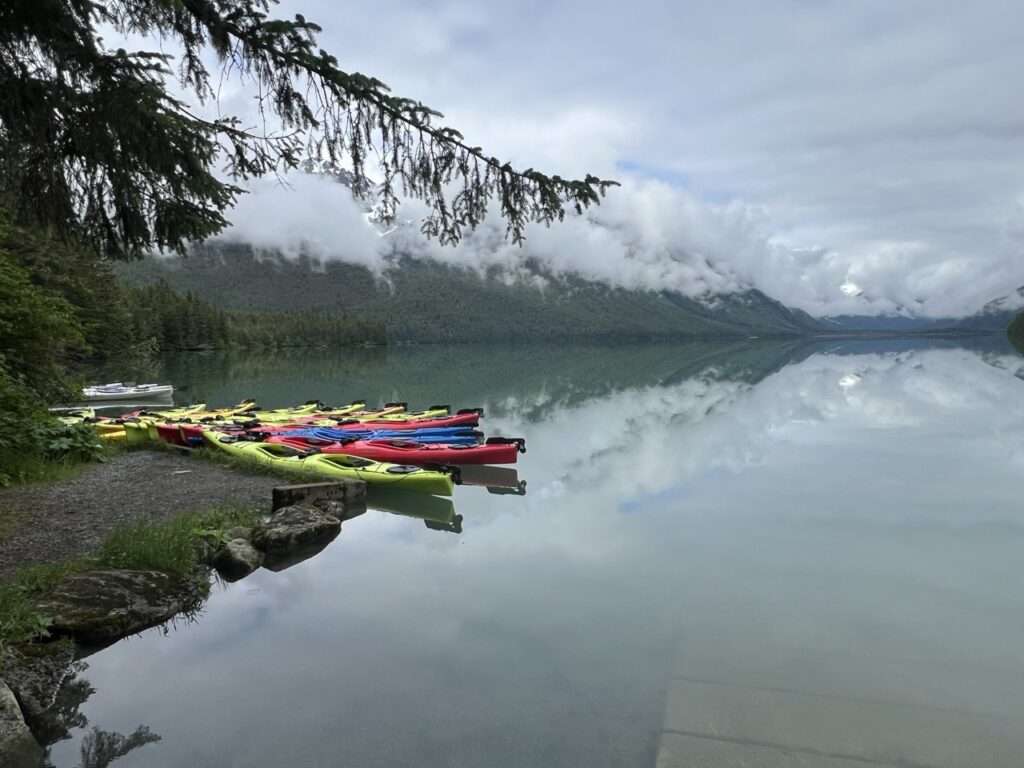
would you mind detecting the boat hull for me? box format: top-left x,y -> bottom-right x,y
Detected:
203,432 -> 456,495
82,384 -> 173,402
268,436 -> 524,465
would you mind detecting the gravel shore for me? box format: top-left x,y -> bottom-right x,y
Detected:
0,451 -> 280,581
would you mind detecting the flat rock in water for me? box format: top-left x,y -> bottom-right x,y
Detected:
34,570 -> 204,645
0,679 -> 42,768
251,505 -> 342,556
213,538 -> 264,582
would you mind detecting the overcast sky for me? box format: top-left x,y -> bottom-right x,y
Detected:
184,0 -> 1024,317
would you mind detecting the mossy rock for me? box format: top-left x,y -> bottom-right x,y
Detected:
212,539 -> 263,582
251,505 -> 341,556
33,570 -> 206,646
0,639 -> 76,720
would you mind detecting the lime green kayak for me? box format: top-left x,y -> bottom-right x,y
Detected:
142,399 -> 257,421
351,405 -> 450,422
122,420 -> 153,445
146,402 -> 208,419
308,401 -> 370,419
203,432 -> 456,495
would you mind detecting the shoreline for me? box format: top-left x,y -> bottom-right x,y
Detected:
0,451 -> 281,582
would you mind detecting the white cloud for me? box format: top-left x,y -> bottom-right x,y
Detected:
217,174 -> 391,272
152,1 -> 1024,315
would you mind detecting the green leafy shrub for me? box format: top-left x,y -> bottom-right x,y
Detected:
0,562 -> 80,649
0,212 -> 120,484
0,367 -> 104,486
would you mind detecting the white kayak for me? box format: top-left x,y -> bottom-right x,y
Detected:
81,383 -> 174,402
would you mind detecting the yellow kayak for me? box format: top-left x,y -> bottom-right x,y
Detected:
143,399 -> 257,422
203,432 -> 456,495
243,401 -> 324,423
121,420 -> 153,445
307,403 -> 451,425
55,408 -> 96,426
92,421 -> 127,436
348,404 -> 450,422
127,402 -> 206,420
307,401 -> 370,419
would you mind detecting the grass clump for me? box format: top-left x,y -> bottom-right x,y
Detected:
97,505 -> 263,575
97,516 -> 203,575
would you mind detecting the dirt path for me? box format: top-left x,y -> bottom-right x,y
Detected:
0,451 -> 281,581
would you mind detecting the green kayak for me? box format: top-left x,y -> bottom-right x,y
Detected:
203,432 -> 457,496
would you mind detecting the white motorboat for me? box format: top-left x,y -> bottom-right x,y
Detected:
81,383 -> 174,402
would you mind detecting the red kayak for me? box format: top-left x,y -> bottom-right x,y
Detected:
155,423 -> 187,446
267,435 -> 525,465
333,408 -> 483,430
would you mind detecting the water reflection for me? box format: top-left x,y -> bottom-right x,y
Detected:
74,726 -> 160,768
31,661 -> 159,768
458,465 -> 526,496
43,339 -> 1024,767
367,489 -> 461,534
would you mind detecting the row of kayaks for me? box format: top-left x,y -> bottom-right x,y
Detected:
59,399 -> 526,496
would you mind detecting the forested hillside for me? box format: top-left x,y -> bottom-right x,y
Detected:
0,211 -> 383,483
128,282 -> 385,350
118,243 -> 824,342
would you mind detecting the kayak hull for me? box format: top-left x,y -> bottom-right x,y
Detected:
82,384 -> 173,401
268,436 -> 523,465
203,432 -> 456,495
155,423 -> 187,446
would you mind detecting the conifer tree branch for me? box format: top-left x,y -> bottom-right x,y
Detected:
0,0 -> 617,256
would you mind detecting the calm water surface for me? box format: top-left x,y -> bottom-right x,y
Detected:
48,340 -> 1024,767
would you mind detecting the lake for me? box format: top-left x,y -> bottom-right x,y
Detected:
47,338 -> 1024,767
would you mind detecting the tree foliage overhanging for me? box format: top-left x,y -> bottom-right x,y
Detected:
0,0 -> 618,258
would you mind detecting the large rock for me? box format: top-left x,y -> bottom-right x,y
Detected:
0,679 -> 42,768
212,538 -> 264,582
0,639 -> 76,721
34,570 -> 205,646
251,505 -> 342,571
251,505 -> 341,555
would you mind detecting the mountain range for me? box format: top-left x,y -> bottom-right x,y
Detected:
116,166 -> 1015,343
118,242 -> 830,342
119,242 -> 1019,343
823,287 -> 1024,334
